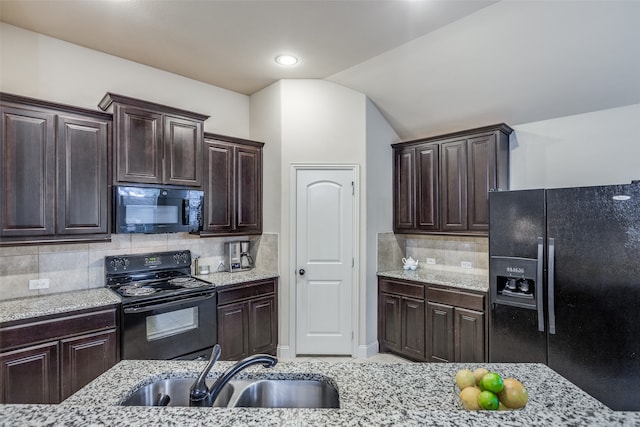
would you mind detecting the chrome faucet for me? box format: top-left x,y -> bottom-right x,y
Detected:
189,345 -> 278,407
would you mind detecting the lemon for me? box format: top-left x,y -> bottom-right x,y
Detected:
473,367 -> 489,386
459,386 -> 481,410
477,390 -> 500,410
479,372 -> 504,394
455,369 -> 476,390
498,378 -> 528,409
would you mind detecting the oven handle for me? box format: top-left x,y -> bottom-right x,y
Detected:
123,293 -> 216,314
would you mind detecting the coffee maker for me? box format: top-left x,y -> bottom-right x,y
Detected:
225,241 -> 253,272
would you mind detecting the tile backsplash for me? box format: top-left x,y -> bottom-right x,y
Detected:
377,232 -> 488,276
0,233 -> 279,301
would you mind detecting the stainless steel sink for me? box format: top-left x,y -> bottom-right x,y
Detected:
121,378 -> 234,407
121,377 -> 339,408
230,379 -> 339,408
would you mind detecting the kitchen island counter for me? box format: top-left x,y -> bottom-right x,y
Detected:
2,360 -> 638,426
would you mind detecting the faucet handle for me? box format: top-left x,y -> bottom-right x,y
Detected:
190,344 -> 222,401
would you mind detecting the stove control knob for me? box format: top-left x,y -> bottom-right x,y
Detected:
109,257 -> 129,271
174,252 -> 189,265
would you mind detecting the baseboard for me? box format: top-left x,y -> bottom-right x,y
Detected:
357,340 -> 379,359
277,344 -> 292,359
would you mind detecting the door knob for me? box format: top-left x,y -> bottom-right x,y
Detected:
298,269 -> 305,276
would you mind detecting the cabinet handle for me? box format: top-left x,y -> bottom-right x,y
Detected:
298,269 -> 305,276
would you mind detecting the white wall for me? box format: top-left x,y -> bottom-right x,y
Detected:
251,79 -> 377,357
363,98 -> 397,355
0,23 -> 250,137
510,104 -> 640,189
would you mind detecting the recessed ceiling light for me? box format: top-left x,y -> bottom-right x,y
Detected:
275,55 -> 298,66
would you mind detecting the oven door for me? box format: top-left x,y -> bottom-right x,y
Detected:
121,291 -> 217,360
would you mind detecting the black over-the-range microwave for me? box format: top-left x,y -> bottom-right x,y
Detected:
113,185 -> 203,234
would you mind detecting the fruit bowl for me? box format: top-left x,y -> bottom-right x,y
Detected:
454,368 -> 528,411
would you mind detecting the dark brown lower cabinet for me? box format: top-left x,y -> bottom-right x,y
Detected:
60,329 -> 118,400
0,342 -> 60,404
0,306 -> 119,404
217,279 -> 278,360
378,276 -> 487,363
378,278 -> 426,361
426,286 -> 486,363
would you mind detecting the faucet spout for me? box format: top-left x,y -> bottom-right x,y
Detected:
190,352 -> 277,407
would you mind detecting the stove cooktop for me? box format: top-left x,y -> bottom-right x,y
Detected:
104,251 -> 215,304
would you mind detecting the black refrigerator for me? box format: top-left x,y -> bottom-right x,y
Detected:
488,184 -> 640,411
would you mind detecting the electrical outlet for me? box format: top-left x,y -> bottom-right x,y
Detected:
461,261 -> 473,269
426,258 -> 436,265
29,278 -> 50,290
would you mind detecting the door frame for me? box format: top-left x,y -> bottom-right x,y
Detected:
289,163 -> 360,357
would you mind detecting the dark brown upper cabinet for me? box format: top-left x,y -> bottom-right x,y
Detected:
98,93 -> 208,187
392,123 -> 511,235
0,93 -> 111,245
202,133 -> 263,236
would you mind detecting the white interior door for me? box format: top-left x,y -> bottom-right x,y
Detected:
295,168 -> 354,355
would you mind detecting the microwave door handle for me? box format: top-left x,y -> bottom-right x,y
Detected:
123,293 -> 215,314
182,199 -> 190,225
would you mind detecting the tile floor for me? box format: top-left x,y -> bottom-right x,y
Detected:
288,353 -> 411,363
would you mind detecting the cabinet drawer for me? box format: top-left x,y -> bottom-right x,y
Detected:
379,279 -> 425,300
0,308 -> 117,351
427,287 -> 484,311
217,279 -> 277,305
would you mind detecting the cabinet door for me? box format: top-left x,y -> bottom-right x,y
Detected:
60,329 -> 117,400
56,115 -> 109,235
164,115 -> 202,187
393,148 -> 415,232
0,342 -> 59,404
401,297 -> 426,360
454,308 -> 485,363
217,302 -> 249,360
416,144 -> 439,231
440,139 -> 468,232
235,145 -> 262,233
378,293 -> 402,353
0,105 -> 55,237
426,301 -> 454,362
249,295 -> 277,355
204,140 -> 234,233
115,105 -> 163,184
467,134 -> 496,231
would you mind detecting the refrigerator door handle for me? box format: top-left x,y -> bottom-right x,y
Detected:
548,238 -> 557,335
536,237 -> 545,332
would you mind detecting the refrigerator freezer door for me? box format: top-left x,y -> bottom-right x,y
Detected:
489,189 -> 547,363
546,184 -> 640,411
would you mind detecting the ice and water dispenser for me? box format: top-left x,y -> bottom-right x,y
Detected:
490,256 -> 541,311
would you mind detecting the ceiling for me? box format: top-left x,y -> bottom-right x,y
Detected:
1,0 -> 639,140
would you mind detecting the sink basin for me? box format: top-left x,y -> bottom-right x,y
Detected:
121,378 -> 234,407
230,379 -> 339,408
121,377 -> 339,408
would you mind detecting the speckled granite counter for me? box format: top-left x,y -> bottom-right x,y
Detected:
194,268 -> 278,289
1,360 -> 638,426
0,271 -> 278,325
378,269 -> 488,293
0,288 -> 121,324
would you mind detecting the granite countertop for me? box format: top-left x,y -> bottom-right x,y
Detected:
378,269 -> 489,293
2,360 -> 638,426
194,268 -> 279,289
0,288 -> 121,324
0,270 -> 279,325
